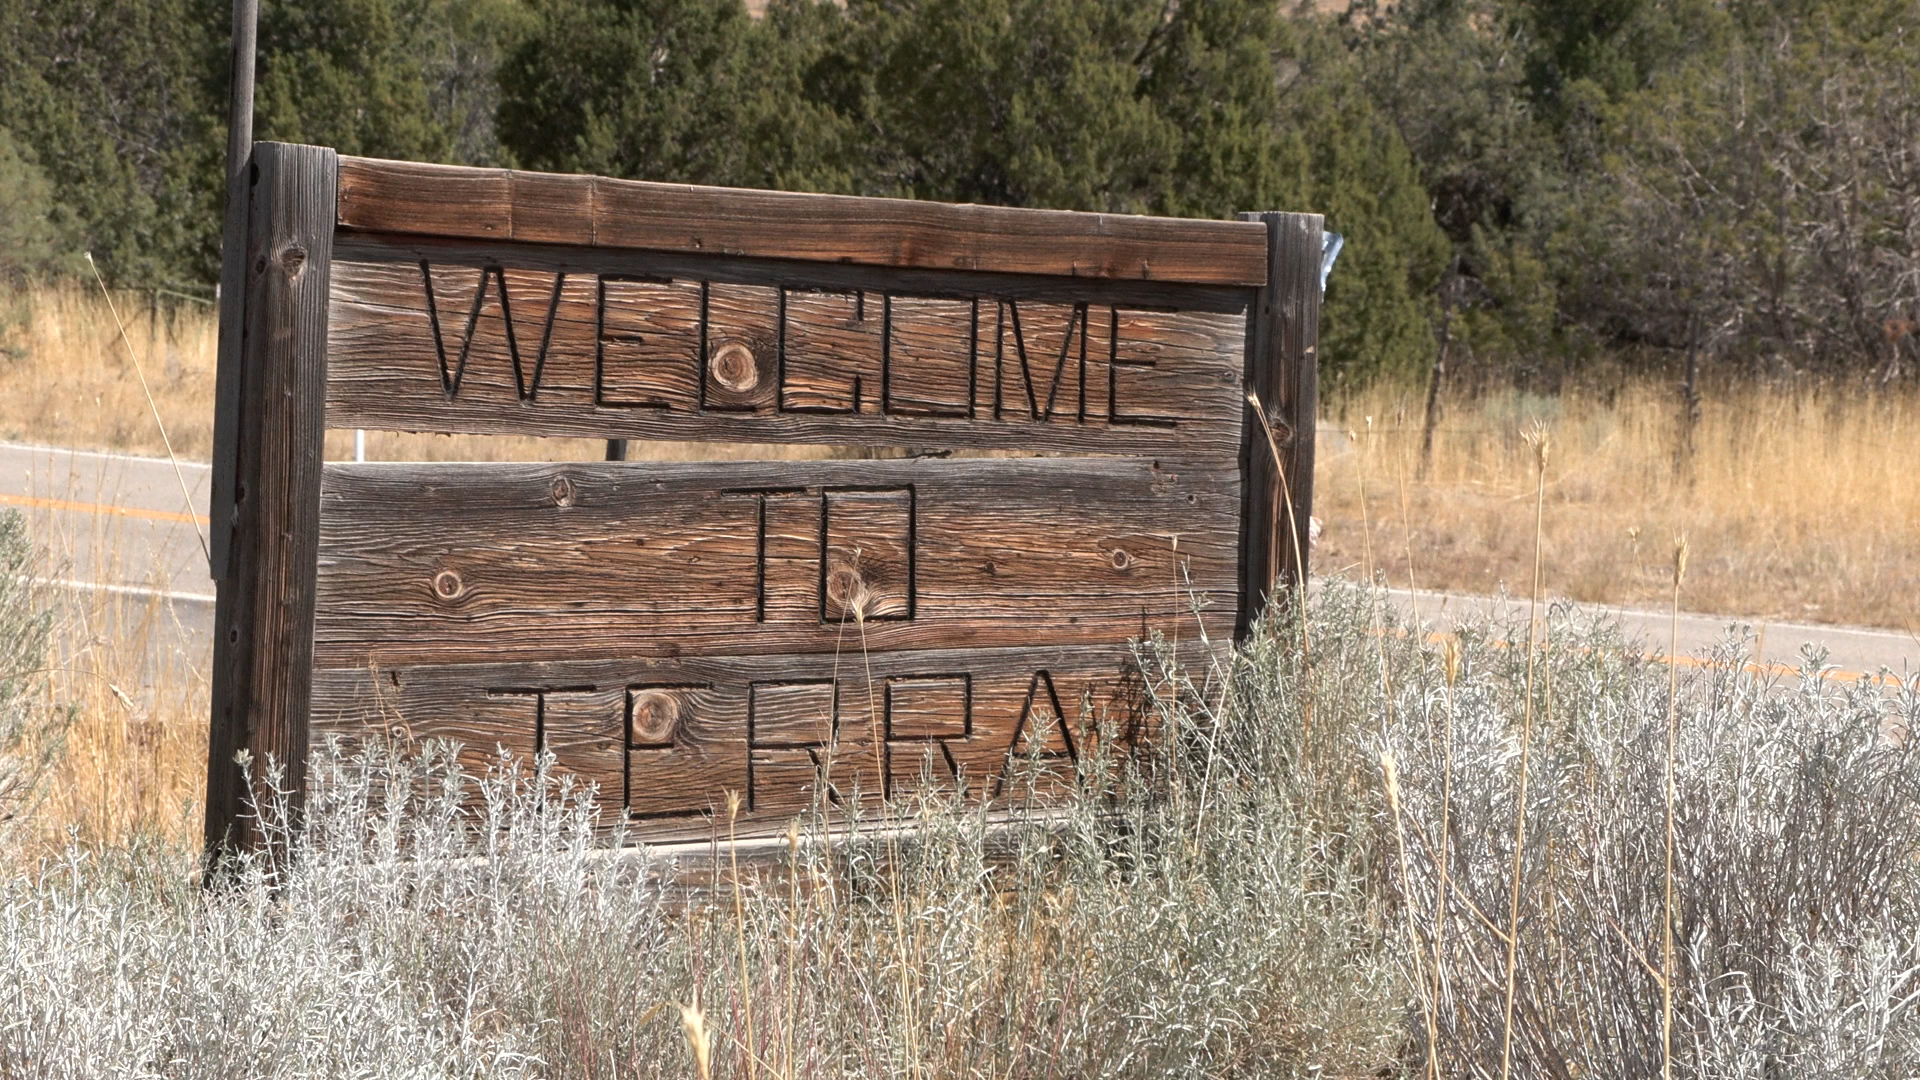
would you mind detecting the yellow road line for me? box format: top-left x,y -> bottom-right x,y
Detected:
1646,649 -> 1908,687
0,492 -> 210,527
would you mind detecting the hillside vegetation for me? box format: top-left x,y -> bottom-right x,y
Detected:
4,0 -> 1917,391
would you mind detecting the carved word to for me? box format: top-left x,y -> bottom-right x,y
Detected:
729,485 -> 916,625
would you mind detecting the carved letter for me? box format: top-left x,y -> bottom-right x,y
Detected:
625,681 -> 742,819
596,275 -> 702,409
885,675 -> 970,796
748,679 -> 879,813
421,262 -> 566,400
995,670 -> 1077,796
704,283 -> 779,412
994,301 -> 1087,422
1106,308 -> 1179,428
783,289 -> 882,414
883,296 -> 976,417
821,488 -> 915,623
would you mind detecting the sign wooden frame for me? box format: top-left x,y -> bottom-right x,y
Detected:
204,142 -> 1321,853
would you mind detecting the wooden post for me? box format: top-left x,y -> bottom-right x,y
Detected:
1420,256 -> 1461,479
148,288 -> 160,367
1236,211 -> 1323,639
204,143 -> 337,858
209,0 -> 259,581
1675,309 -> 1701,481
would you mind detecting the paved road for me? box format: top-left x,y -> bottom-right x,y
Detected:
3,442 -> 1912,685
1379,587 -> 1916,685
0,441 -> 213,597
1,442 -> 215,683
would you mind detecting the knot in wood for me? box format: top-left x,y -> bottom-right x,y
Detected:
1109,548 -> 1133,571
1269,416 -> 1296,448
432,570 -> 463,601
550,476 -> 575,507
629,690 -> 683,746
825,563 -> 871,621
279,244 -> 307,277
710,341 -> 758,392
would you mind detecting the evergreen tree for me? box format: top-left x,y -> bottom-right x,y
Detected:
498,0 -> 854,190
1270,45 -> 1451,390
0,0 -> 223,285
848,0 -> 1177,211
256,0 -> 528,163
0,127 -> 72,285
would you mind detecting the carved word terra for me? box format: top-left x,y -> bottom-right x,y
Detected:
497,669 -> 1084,819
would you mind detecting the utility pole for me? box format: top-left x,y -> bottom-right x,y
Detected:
209,0 -> 258,580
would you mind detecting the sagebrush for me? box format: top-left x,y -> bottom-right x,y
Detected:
1,582 -> 1916,1077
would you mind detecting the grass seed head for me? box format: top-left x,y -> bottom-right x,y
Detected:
677,1000 -> 713,1080
1441,634 -> 1462,687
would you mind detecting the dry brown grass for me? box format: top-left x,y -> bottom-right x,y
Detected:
31,583 -> 208,854
1,285 -> 220,459
1317,378 -> 1920,632
0,282 -> 853,465
4,458 -> 210,855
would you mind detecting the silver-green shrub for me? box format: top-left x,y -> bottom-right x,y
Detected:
1,580 -> 1916,1077
1361,587 -> 1920,1077
0,510 -> 56,838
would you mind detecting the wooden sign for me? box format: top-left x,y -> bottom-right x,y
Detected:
204,143 -> 1322,850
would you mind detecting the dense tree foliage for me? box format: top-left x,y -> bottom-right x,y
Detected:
2,0 -> 1914,385
254,0 -> 530,163
0,0 -> 223,285
0,126 -> 71,285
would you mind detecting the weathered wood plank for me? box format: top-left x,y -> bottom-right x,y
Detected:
312,457 -> 1238,670
331,233 -> 1257,312
322,247 -> 1248,455
206,143 -> 337,854
312,642 -> 1195,843
1236,212 -> 1322,636
334,157 -> 1270,287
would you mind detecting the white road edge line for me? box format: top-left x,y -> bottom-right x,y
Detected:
0,441 -> 212,472
19,575 -> 215,605
1382,585 -> 1915,644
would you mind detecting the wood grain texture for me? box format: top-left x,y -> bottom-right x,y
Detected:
323,246 -> 1248,456
206,142 -> 337,854
334,156 -> 1270,287
1236,212 -> 1322,637
209,25 -> 260,581
312,642 -> 1197,843
313,456 -> 1239,670
209,148 -> 251,581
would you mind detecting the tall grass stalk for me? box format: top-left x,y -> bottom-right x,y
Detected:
726,791 -> 760,1080
1499,425 -> 1550,1080
1248,389 -> 1315,759
1428,634 -> 1461,1080
1663,535 -> 1689,1080
80,254 -> 208,563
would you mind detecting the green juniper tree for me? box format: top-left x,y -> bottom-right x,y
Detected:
0,127 -> 72,286
0,0 -> 223,285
